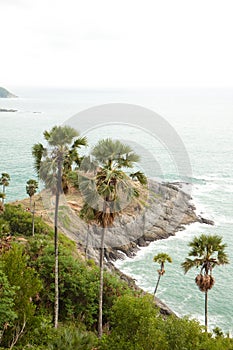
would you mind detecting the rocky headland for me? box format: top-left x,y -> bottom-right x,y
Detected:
53,179 -> 213,263
0,87 -> 17,98
50,179 -> 212,315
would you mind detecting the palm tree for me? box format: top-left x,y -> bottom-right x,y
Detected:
32,125 -> 83,328
181,234 -> 229,331
32,133 -> 87,194
0,173 -> 10,207
153,253 -> 172,296
26,179 -> 38,211
79,138 -> 147,338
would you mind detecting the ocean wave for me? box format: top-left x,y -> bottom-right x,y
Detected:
213,215 -> 233,225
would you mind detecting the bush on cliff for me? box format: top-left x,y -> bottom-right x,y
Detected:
2,204 -> 50,236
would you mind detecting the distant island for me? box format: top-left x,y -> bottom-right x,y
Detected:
0,86 -> 17,98
0,87 -> 18,112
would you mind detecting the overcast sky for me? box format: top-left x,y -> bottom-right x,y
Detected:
1,0 -> 233,89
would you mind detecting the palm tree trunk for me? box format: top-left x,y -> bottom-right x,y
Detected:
2,185 -> 5,207
32,202 -> 35,237
29,196 -> 32,212
54,159 -> 62,328
205,290 -> 208,332
154,262 -> 164,296
154,274 -> 161,297
98,224 -> 106,339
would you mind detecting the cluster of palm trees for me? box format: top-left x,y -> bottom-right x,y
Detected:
153,234 -> 229,332
32,125 -> 148,336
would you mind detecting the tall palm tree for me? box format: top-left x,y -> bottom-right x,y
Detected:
26,179 -> 38,211
153,253 -> 172,296
0,173 -> 10,207
181,234 -> 229,331
79,138 -> 147,338
32,125 -> 82,328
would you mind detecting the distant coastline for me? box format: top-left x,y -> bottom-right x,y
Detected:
0,86 -> 18,98
0,108 -> 17,112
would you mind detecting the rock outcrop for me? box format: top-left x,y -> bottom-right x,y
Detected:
52,179 -> 211,262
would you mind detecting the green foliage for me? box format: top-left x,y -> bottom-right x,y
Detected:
0,245 -> 42,321
43,125 -> 78,147
153,253 -> 172,264
100,294 -> 233,350
15,315 -> 54,349
32,143 -> 45,175
0,218 -> 10,235
181,234 -> 229,274
47,324 -> 98,350
80,138 -> 147,227
130,170 -> 148,185
27,241 -> 133,330
0,269 -> 17,330
101,294 -> 168,350
92,138 -> 140,168
26,179 -> 38,198
0,173 -> 10,188
2,204 -> 51,236
0,245 -> 42,348
162,315 -> 207,350
0,196 -> 232,349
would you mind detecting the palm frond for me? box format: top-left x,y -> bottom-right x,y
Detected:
32,143 -> 45,175
153,253 -> 172,264
181,258 -> 203,274
130,171 -> 147,185
182,234 -> 229,274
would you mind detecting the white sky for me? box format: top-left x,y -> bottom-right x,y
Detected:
1,0 -> 233,89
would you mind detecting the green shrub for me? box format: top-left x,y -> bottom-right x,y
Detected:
47,324 -> 98,350
0,245 -> 42,348
101,294 -> 168,350
2,204 -> 51,236
26,239 -> 134,330
0,269 -> 17,330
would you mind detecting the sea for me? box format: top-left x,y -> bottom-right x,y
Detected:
0,86 -> 232,333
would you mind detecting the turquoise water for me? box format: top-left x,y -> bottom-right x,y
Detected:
1,87 -> 232,332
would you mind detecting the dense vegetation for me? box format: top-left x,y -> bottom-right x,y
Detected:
0,204 -> 232,349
